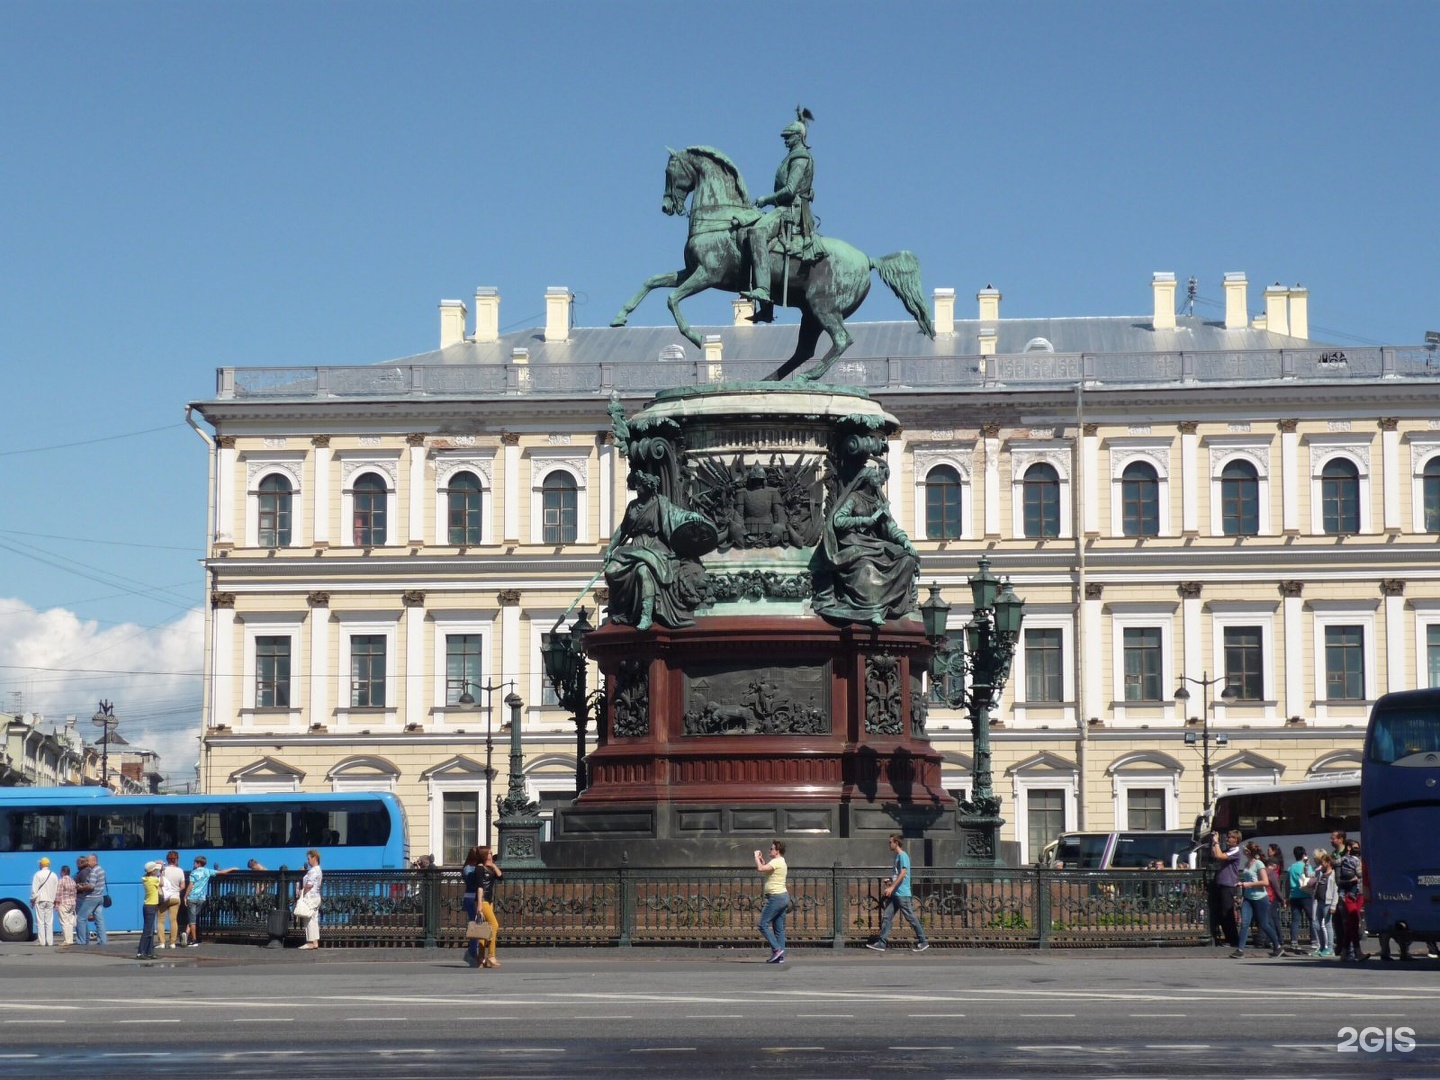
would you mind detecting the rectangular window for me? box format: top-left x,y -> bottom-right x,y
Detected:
1026,788 -> 1065,862
1126,788 -> 1166,831
1024,628 -> 1063,703
351,635 -> 386,708
1223,626 -> 1264,701
442,791 -> 479,866
446,634 -> 483,705
1324,625 -> 1365,700
256,636 -> 291,708
1429,625 -> 1440,689
1122,627 -> 1162,702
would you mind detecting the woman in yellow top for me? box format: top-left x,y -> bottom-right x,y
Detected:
754,840 -> 789,964
136,861 -> 161,960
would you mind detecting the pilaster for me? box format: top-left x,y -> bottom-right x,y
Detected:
311,436 -> 331,545
1179,421 -> 1199,535
502,432 -> 521,542
1280,581 -> 1304,718
308,591 -> 330,729
1382,579 -> 1406,694
211,592 -> 235,726
407,434 -> 427,544
982,424 -> 1001,538
1280,420 -> 1300,534
215,436 -> 237,544
404,591 -> 426,729
1380,418 -> 1400,532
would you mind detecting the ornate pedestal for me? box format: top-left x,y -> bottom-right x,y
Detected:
542,384 -> 971,868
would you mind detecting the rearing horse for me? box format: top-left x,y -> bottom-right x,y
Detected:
611,146 -> 934,382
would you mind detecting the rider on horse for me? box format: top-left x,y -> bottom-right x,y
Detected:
742,108 -> 819,323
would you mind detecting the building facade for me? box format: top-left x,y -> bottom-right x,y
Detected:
191,274 -> 1438,864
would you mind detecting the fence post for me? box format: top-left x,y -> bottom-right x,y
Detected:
422,869 -> 439,949
617,858 -> 634,948
831,862 -> 846,949
1036,868 -> 1051,949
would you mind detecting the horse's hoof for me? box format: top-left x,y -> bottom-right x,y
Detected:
610,317 -> 628,328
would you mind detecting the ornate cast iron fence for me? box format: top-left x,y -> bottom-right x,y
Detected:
201,867 -> 1212,949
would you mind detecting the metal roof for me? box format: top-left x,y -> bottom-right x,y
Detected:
389,314 -> 1325,369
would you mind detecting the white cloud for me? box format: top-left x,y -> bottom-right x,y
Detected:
0,598 -> 204,784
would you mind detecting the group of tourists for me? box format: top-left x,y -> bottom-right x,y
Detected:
1206,828 -> 1431,961
28,853 -> 109,946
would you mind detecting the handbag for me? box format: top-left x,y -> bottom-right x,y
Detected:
294,892 -> 320,920
102,895 -> 112,908
465,919 -> 493,941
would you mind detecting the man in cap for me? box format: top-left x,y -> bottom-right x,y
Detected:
742,107 -> 818,323
30,857 -> 58,946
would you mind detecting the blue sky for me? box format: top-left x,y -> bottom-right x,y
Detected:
1,1 -> 1435,776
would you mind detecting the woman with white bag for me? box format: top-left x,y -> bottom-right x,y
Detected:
295,849 -> 323,950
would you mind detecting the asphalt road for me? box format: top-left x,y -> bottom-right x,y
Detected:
2,940 -> 1436,1078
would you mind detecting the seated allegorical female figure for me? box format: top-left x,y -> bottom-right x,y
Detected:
604,469 -> 717,631
812,460 -> 919,627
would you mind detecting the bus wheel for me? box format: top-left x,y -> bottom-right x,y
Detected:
0,901 -> 32,942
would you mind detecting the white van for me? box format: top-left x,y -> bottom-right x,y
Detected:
1037,830 -> 1198,870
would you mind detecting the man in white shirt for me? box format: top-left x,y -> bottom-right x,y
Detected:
29,857 -> 59,946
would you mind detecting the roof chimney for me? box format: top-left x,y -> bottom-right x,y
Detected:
1264,282 -> 1290,337
474,287 -> 500,344
732,298 -> 755,325
1151,272 -> 1176,331
1223,272 -> 1248,330
439,299 -> 468,348
977,285 -> 1001,323
933,288 -> 955,335
544,287 -> 572,343
1287,285 -> 1308,340
978,326 -> 997,356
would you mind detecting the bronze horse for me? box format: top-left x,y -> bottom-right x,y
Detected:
611,146 -> 934,382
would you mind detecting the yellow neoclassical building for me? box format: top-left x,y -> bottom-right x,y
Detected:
190,273 -> 1440,864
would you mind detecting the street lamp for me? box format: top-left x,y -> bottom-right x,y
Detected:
1175,672 -> 1235,810
920,557 -> 1025,863
541,607 -> 607,799
455,680 -> 510,846
91,700 -> 119,789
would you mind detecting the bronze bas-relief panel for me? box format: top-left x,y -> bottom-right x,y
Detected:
682,660 -> 831,735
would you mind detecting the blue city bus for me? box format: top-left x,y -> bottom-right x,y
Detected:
0,787 -> 407,941
1362,689 -> 1440,942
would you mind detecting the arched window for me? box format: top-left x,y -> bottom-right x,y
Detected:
1424,457 -> 1440,533
1022,463 -> 1060,538
925,465 -> 962,540
353,473 -> 388,547
1220,460 -> 1260,537
1120,462 -> 1159,537
1321,459 -> 1360,534
257,474 -> 292,548
542,472 -> 578,544
445,471 -> 484,546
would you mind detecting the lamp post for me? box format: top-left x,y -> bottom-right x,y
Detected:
493,690 -> 546,866
455,680 -> 510,846
541,607 -> 607,799
920,557 -> 1025,865
91,700 -> 118,789
1175,672 -> 1235,811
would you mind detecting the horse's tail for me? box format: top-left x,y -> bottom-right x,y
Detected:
873,251 -> 935,339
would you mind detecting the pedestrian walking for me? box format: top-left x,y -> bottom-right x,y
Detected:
1208,830 -> 1243,948
1334,839 -> 1366,961
157,850 -> 185,948
136,861 -> 160,960
460,846 -> 503,969
295,849 -> 323,950
866,834 -> 929,953
1233,841 -> 1283,958
183,855 -> 236,946
29,857 -> 58,946
1265,844 -> 1287,945
754,840 -> 789,964
55,865 -> 77,946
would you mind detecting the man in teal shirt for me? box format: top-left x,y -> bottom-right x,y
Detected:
866,834 -> 929,952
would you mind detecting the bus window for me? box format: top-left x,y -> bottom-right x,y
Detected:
1368,704 -> 1440,764
73,808 -> 146,850
0,810 -> 71,852
249,811 -> 286,848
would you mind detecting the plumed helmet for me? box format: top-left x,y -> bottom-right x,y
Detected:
780,119 -> 807,139
780,106 -> 814,144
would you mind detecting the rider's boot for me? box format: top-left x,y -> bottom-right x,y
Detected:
747,299 -> 775,324
741,229 -> 774,312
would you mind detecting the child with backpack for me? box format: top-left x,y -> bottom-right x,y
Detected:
1333,840 -> 1366,962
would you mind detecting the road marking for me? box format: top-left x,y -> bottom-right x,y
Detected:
1130,1013 -> 1187,1018
891,1045 -> 956,1051
2,1020 -> 65,1025
232,1018 -> 294,1023
102,1052 -> 171,1057
583,1015 -> 634,1019
1247,1012 -> 1297,1017
0,1056 -> 39,1060
1019,1013 -> 1076,1018
797,1013 -> 854,1018
688,1014 -> 744,1018
485,1048 -> 566,1054
761,1047 -> 826,1052
1145,1044 -> 1212,1051
909,1013 -> 966,1018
